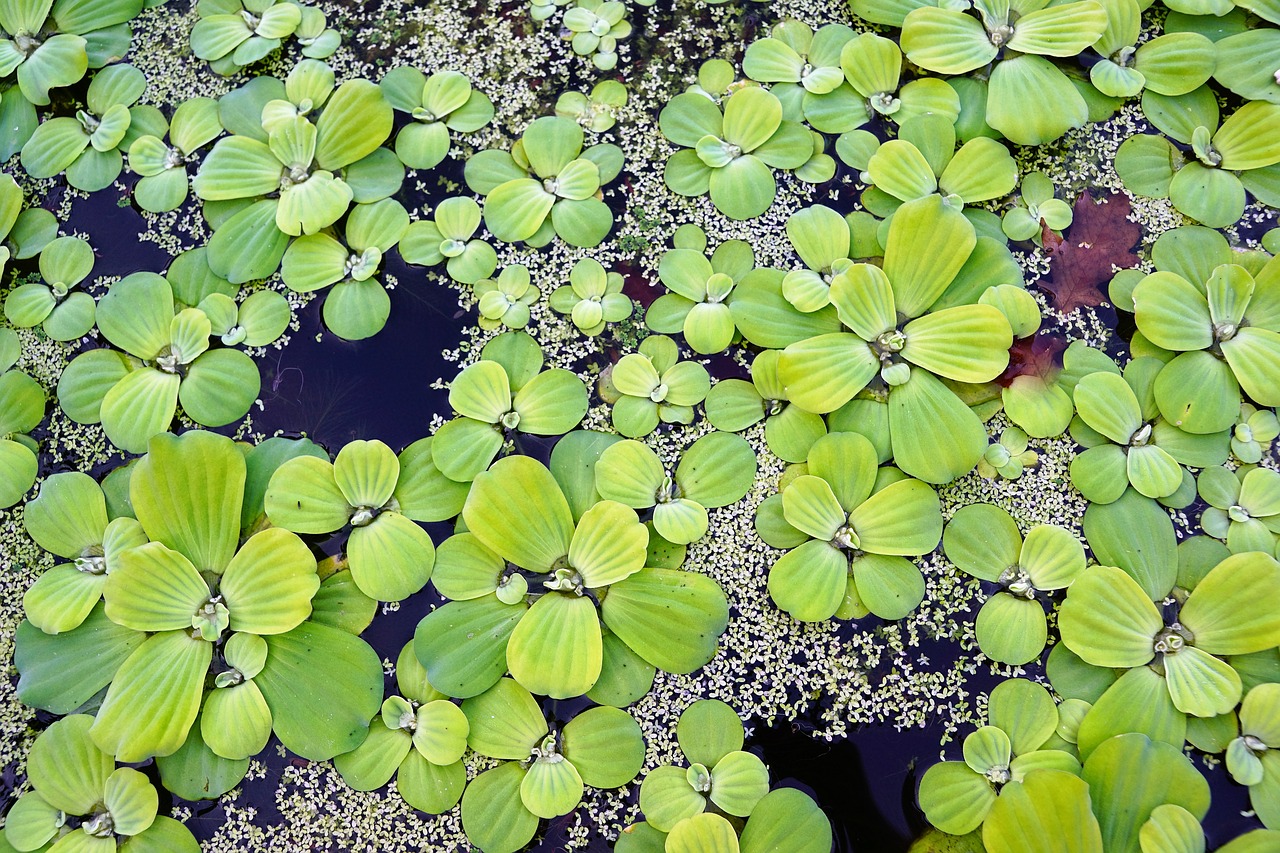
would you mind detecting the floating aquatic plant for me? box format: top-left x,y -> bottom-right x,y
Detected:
280,197 -> 409,340
704,349 -> 826,464
594,430 -> 756,545
464,115 -> 623,247
193,60 -> 396,282
0,172 -> 56,277
563,0 -> 630,71
475,264 -> 539,331
333,642 -> 470,814
0,0 -> 142,159
126,97 -> 223,213
1227,683 -> 1280,829
918,680 -> 1081,836
1001,171 -> 1072,244
892,0 -> 1109,145
432,331 -> 588,482
1197,465 -> 1280,556
399,196 -> 498,285
55,266 -> 274,453
414,454 -> 729,699
1116,89 -> 1280,228
21,63 -> 155,192
837,31 -> 960,133
549,257 -> 631,336
1068,357 -> 1227,505
757,431 -> 942,623
1233,404 -> 1280,464
459,679 -> 644,853
380,67 -> 493,170
1086,0 -> 1214,98
776,196 -> 1014,484
3,235 -> 96,340
976,427 -> 1037,481
555,79 -> 627,132
3,715 -> 201,852
191,0 -> 338,75
265,438 -> 439,601
605,334 -> 710,438
0,329 -> 44,508
742,20 -> 860,133
943,504 -> 1083,663
645,227 -> 753,353
658,84 -> 812,220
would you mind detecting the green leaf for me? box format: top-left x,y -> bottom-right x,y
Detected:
414,597 -> 526,698
313,79 -> 392,171
767,537 -> 848,622
1180,552 -> 1280,655
462,677 -> 546,759
1058,565 -> 1162,667
983,770 -> 1103,853
601,568 -> 728,673
464,455 -> 573,573
560,706 -> 644,788
918,762 -> 995,835
1082,734 -> 1210,853
460,763 -> 538,853
901,7 -> 998,74
91,630 -> 212,762
27,714 -> 113,815
265,455 -> 349,534
333,722 -> 410,790
976,594 -> 1048,665
639,765 -> 707,833
220,528 -> 318,634
15,605 -> 143,714
256,622 -> 383,760
740,788 -> 833,853
1076,667 -> 1185,761
987,55 -> 1088,146
883,195 -> 976,318
1083,489 -> 1178,599
507,592 -> 601,699
888,369 -> 987,484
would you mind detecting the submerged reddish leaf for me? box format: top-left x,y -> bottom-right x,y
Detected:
996,334 -> 1066,387
1039,192 -> 1141,313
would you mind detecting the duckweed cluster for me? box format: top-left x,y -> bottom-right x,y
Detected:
3,0 -> 1280,850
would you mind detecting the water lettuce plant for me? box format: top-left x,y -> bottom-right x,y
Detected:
414,454 -> 729,699
3,235 -> 95,340
264,438 -> 439,601
837,31 -> 961,132
280,197 -> 409,340
594,430 -> 756,545
658,84 -> 811,219
776,196 -> 1014,483
555,79 -> 627,132
563,0 -> 630,71
192,0 -> 337,75
918,679 -> 1080,835
1068,357 -> 1228,505
645,228 -> 753,353
333,642 -> 470,814
0,0 -> 141,159
859,114 -> 1017,211
1001,171 -> 1072,244
742,20 -> 862,133
20,470 -> 146,634
1197,465 -> 1280,556
704,350 -> 827,463
475,264 -> 539,331
21,63 -> 154,192
1085,0 -> 1213,98
943,504 -> 1084,664
1129,253 -> 1280,434
432,331 -> 589,482
0,172 -> 56,276
399,196 -> 498,285
11,431 -> 383,766
757,431 -> 942,623
1059,552 -> 1280,718
464,115 -> 623,247
0,329 -> 44,507
379,67 -> 493,169
193,60 -> 395,282
1233,404 -> 1280,464
894,0 -> 1109,145
976,427 -> 1037,480
549,257 -> 630,336
1116,90 -> 1280,227
3,715 -> 200,852
125,97 -> 223,213
636,699 -> 769,833
459,679 -> 644,853
606,334 -> 710,437
55,270 -> 267,453
1227,683 -> 1280,829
